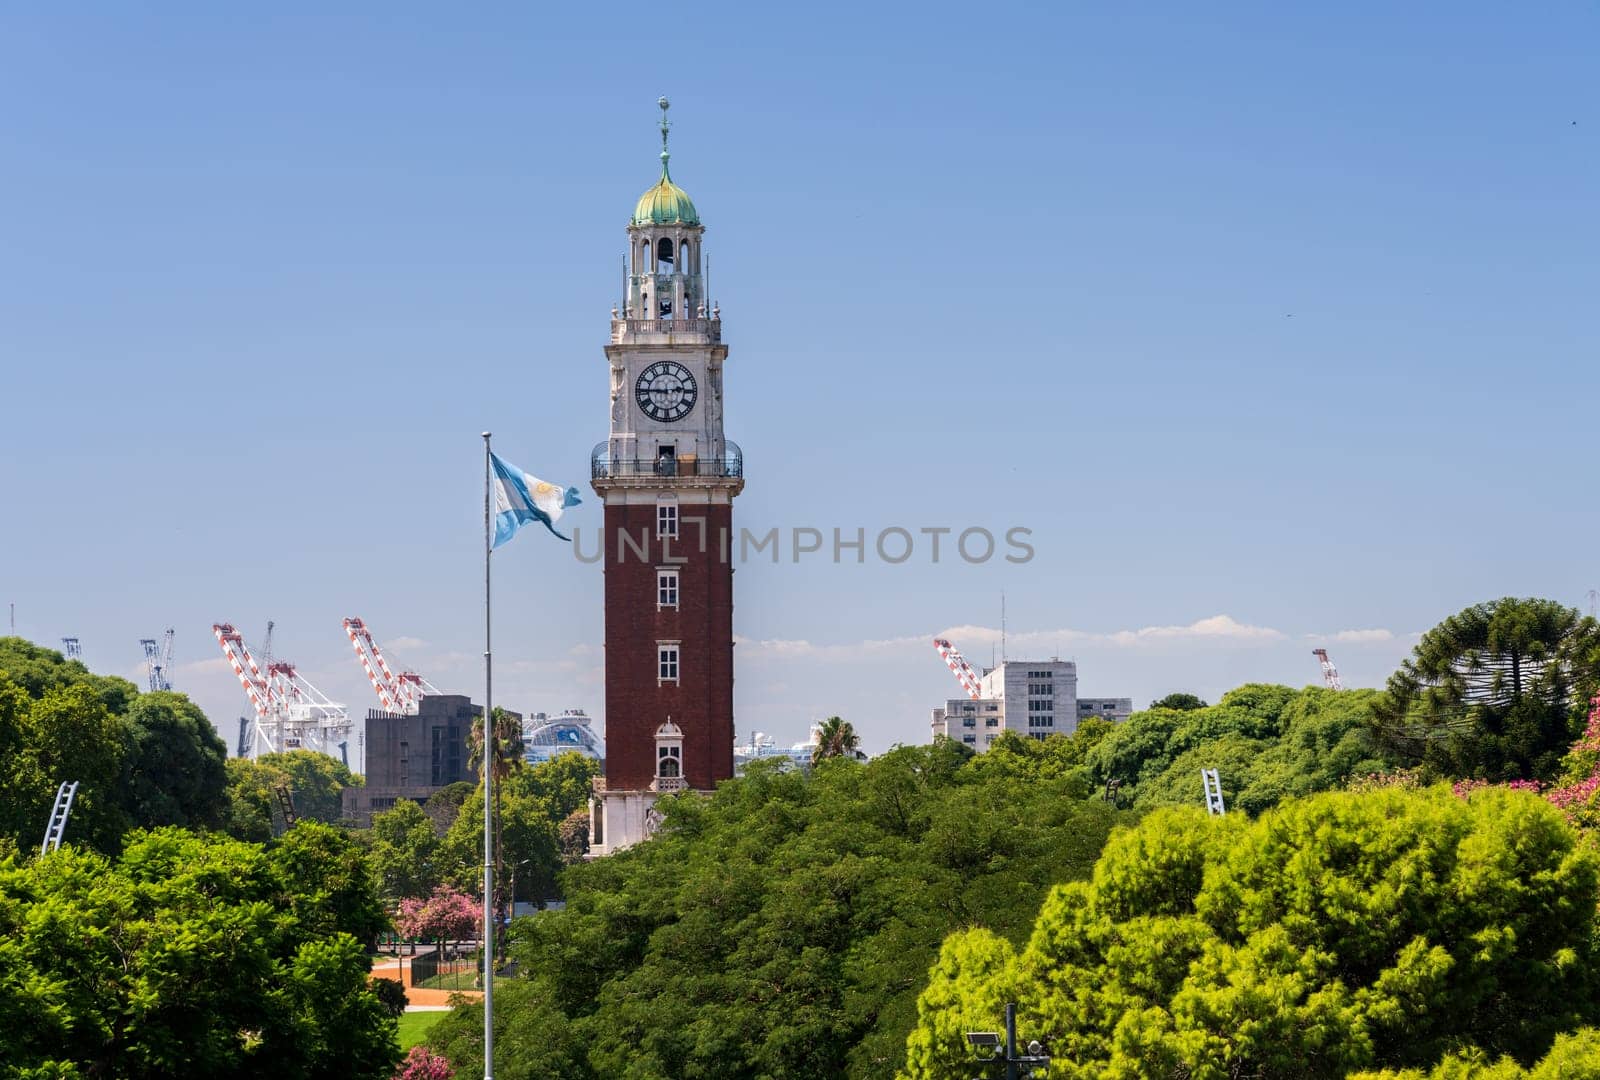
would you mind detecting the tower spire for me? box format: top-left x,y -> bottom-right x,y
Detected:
658,96 -> 672,181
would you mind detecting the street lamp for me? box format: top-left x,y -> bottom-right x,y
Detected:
501,858 -> 533,965
964,1003 -> 1051,1079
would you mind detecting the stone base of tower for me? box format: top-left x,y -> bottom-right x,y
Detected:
588,781 -> 709,857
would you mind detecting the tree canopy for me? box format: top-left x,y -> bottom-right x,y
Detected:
0,637 -> 230,852
902,786 -> 1600,1079
1372,598 -> 1600,781
426,743 -> 1129,1079
0,823 -> 398,1078
1081,683 -> 1396,814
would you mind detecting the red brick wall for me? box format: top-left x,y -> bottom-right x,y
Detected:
602,502 -> 734,791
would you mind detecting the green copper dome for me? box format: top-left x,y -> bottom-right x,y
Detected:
631,96 -> 701,227
632,175 -> 700,226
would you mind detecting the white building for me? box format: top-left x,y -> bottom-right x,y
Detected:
930,658 -> 1132,750
523,708 -> 604,766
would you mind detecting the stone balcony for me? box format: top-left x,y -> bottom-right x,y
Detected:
611,317 -> 721,344
591,441 -> 743,485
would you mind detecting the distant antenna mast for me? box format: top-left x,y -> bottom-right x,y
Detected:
1001,592 -> 1007,662
1311,648 -> 1343,690
1589,589 -> 1599,618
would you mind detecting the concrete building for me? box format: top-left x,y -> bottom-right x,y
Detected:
930,658 -> 1132,750
588,101 -> 743,856
341,693 -> 487,826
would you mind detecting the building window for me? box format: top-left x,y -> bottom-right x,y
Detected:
962,717 -> 976,728
1029,716 -> 1054,728
1030,732 -> 1048,741
658,643 -> 680,683
985,704 -> 999,712
985,734 -> 996,744
985,717 -> 999,728
657,503 -> 678,539
657,745 -> 682,778
963,735 -> 977,744
657,568 -> 679,609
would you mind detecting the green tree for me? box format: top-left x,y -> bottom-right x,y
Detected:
448,745 -> 1127,1080
14,683 -> 130,851
0,826 -> 398,1078
1083,684 -> 1394,814
1351,1028 -> 1600,1078
811,715 -> 861,764
902,786 -> 1600,1079
264,748 -> 362,824
423,780 -> 477,834
0,635 -> 140,716
1373,598 -> 1600,781
371,798 -> 442,900
224,756 -> 290,841
1151,692 -> 1207,711
117,691 -> 230,830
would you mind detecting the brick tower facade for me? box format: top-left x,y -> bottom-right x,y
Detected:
588,99 -> 743,855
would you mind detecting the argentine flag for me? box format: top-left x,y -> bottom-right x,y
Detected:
492,453 -> 581,546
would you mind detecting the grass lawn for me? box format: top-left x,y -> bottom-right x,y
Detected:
412,971 -> 515,992
396,1011 -> 445,1050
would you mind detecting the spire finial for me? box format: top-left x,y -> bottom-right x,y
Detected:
658,96 -> 671,180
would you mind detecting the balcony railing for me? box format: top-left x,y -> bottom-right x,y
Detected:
592,441 -> 743,481
612,317 -> 721,342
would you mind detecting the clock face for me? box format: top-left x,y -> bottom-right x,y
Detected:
635,361 -> 698,423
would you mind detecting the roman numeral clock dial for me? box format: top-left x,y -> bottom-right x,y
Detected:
635,361 -> 698,423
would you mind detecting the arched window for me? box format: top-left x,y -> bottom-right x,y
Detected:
657,745 -> 681,778
639,239 -> 651,275
656,236 -> 675,274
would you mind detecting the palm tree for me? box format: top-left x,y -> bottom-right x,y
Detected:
811,716 -> 861,766
467,706 -> 524,961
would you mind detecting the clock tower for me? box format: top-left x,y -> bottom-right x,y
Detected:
588,99 -> 743,855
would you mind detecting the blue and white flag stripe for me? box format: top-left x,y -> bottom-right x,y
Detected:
492,453 -> 581,547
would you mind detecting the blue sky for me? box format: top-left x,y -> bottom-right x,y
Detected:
2,3 -> 1596,753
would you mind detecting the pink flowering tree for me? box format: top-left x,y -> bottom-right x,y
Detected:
396,883 -> 479,953
394,1045 -> 452,1080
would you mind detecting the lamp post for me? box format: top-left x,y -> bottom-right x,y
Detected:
964,1003 -> 1051,1079
502,857 -> 532,965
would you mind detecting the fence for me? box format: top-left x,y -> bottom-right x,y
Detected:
409,948 -> 484,992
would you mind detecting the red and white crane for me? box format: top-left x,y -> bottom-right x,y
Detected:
342,616 -> 440,715
1311,647 -> 1343,691
933,637 -> 984,701
214,622 -> 351,762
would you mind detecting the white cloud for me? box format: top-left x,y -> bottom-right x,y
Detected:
1332,628 -> 1394,643
1105,614 -> 1284,645
739,614 -> 1285,661
386,636 -> 428,651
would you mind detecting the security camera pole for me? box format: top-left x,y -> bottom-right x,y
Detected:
964,1003 -> 1050,1080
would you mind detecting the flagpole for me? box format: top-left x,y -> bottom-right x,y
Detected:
481,431 -> 495,1080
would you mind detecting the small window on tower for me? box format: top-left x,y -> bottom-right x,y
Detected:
657,745 -> 681,778
657,568 -> 680,609
657,503 -> 679,539
658,644 -> 680,683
